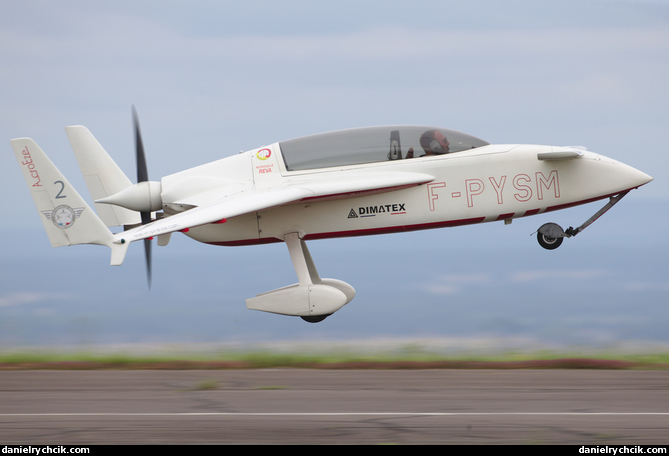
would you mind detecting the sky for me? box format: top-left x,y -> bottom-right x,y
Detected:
1,0 -> 668,352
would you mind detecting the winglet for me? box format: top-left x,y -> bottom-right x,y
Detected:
11,137 -> 130,265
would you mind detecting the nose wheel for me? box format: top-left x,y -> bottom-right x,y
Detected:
537,223 -> 565,250
536,222 -> 583,250
535,191 -> 629,250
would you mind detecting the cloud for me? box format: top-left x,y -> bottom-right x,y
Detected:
509,269 -> 608,283
5,11 -> 669,80
619,281 -> 669,292
424,269 -> 612,295
425,273 -> 492,295
0,292 -> 71,308
424,284 -> 461,296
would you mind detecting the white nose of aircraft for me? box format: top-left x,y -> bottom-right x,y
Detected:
632,168 -> 653,188
611,156 -> 653,191
535,152 -> 652,251
581,151 -> 653,196
631,165 -> 653,187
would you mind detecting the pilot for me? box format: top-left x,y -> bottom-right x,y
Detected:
420,129 -> 450,155
406,129 -> 450,158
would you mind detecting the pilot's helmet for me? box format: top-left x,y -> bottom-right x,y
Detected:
420,130 -> 450,155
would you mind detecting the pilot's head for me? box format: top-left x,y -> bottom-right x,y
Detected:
420,130 -> 450,155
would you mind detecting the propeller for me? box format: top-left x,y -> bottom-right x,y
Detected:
132,106 -> 152,289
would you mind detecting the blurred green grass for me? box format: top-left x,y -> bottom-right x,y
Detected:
1,346 -> 668,369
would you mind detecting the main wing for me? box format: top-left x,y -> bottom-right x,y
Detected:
115,171 -> 434,245
115,186 -> 311,244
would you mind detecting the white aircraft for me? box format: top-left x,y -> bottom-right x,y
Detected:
11,110 -> 653,322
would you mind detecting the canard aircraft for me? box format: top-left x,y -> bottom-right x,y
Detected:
11,110 -> 653,322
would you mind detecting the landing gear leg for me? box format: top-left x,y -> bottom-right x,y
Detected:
536,191 -> 629,250
284,233 -> 331,323
246,234 -> 355,320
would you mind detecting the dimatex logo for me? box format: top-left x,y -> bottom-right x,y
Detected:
349,203 -> 406,218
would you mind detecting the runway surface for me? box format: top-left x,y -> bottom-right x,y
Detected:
1,369 -> 668,444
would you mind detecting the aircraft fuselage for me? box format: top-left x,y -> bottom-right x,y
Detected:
176,143 -> 650,246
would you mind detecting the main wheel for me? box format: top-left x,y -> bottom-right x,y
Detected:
301,314 -> 329,323
537,231 -> 564,250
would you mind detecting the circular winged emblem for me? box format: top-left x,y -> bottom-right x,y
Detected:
42,205 -> 85,229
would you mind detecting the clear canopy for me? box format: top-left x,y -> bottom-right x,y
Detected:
279,126 -> 489,171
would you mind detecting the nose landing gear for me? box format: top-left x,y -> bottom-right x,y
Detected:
535,191 -> 629,250
537,222 -> 565,250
